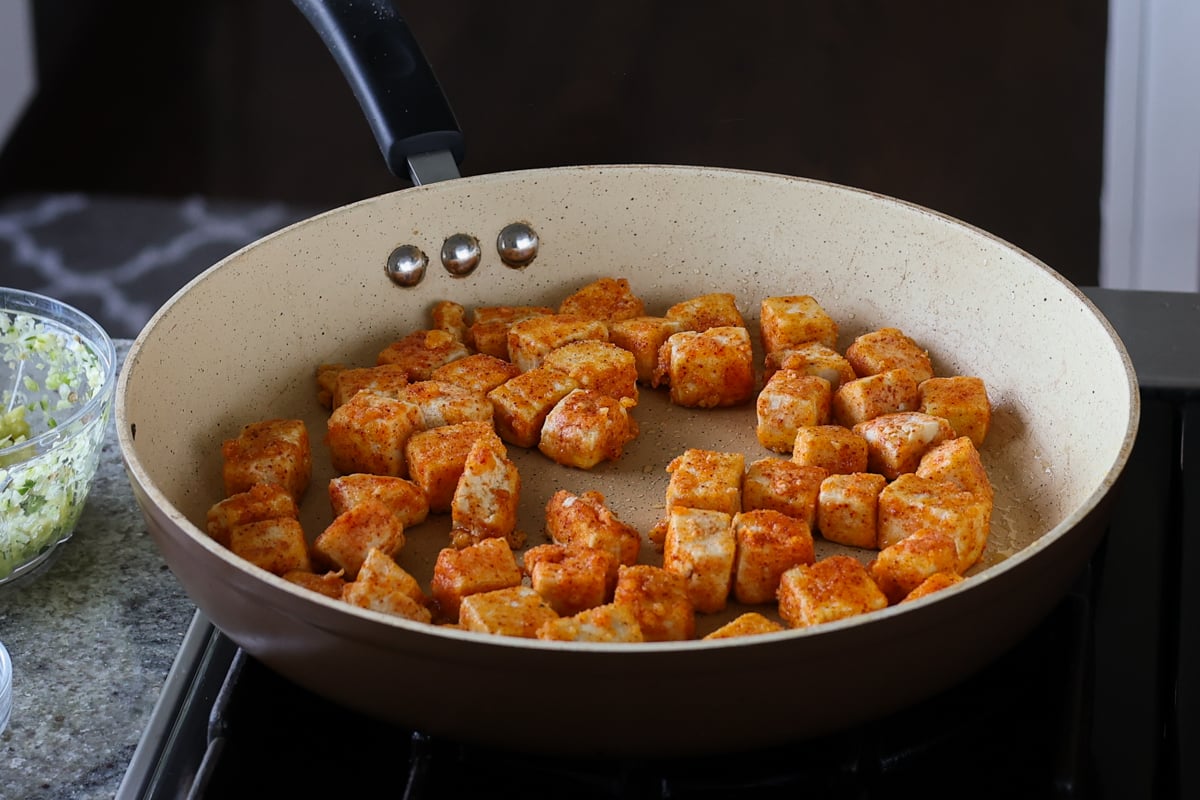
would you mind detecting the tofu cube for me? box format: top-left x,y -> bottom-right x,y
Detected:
664,293 -> 745,331
776,555 -> 889,628
869,528 -> 961,604
207,482 -> 299,549
331,363 -> 410,409
326,392 -> 423,478
741,458 -> 827,527
918,376 -> 992,447
558,277 -> 646,322
665,448 -> 745,516
759,295 -> 839,353
755,370 -> 832,452
538,388 -> 639,470
653,326 -> 756,408
816,472 -> 888,549
459,585 -> 559,638
342,548 -> 432,623
792,425 -> 869,474
487,365 -> 580,448
663,506 -> 736,613
229,518 -> 312,576
430,536 -> 523,622
542,340 -> 639,405
315,363 -> 347,409
328,473 -> 429,528
612,564 -> 696,642
313,498 -> 406,579
545,489 -> 642,567
468,305 -> 554,358
536,602 -> 645,643
702,612 -> 785,640
831,369 -> 921,428
430,300 -> 469,342
397,380 -> 494,429
607,316 -> 683,384
732,509 -> 816,605
877,473 -> 991,572
283,570 -> 346,600
523,543 -> 617,616
764,342 -> 857,389
221,419 -> 312,502
506,314 -> 610,373
853,411 -> 956,479
900,571 -> 966,603
376,328 -> 471,381
844,327 -> 934,383
404,420 -> 494,512
916,436 -> 994,504
430,353 -> 521,396
449,431 -> 522,548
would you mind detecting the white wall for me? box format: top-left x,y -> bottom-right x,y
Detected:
0,1 -> 37,151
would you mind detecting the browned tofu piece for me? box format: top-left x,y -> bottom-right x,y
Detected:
229,518 -> 312,576
542,340 -> 639,405
653,326 -> 756,408
313,498 -> 406,579
901,571 -> 966,603
831,369 -> 921,428
536,602 -> 645,642
283,569 -> 346,600
342,548 -> 431,623
430,353 -> 521,396
523,543 -> 616,616
877,473 -> 991,572
665,448 -> 745,516
430,300 -> 469,342
816,472 -> 888,549
665,293 -> 745,331
326,392 -> 423,478
844,327 -> 933,383
539,388 -> 639,470
449,432 -> 521,548
702,612 -> 786,640
206,482 -> 299,549
487,365 -> 580,448
221,419 -> 312,502
792,425 -> 869,474
459,585 -> 559,638
732,509 -> 816,605
558,277 -> 646,322
607,316 -> 683,383
612,564 -> 696,642
429,536 -> 523,622
404,420 -> 494,512
741,458 -> 827,527
918,376 -> 991,447
663,506 -> 736,614
376,329 -> 471,380
916,436 -> 994,504
315,363 -> 347,409
506,314 -> 610,373
468,305 -> 555,358
545,489 -> 642,567
328,473 -> 429,528
397,380 -> 494,428
764,342 -> 857,389
759,295 -> 839,353
776,555 -> 889,628
331,363 -> 410,409
755,370 -> 832,452
869,528 -> 960,604
853,411 -> 956,479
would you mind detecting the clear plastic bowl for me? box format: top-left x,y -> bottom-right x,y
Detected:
0,288 -> 116,586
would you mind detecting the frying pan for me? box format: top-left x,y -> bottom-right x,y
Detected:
115,0 -> 1138,755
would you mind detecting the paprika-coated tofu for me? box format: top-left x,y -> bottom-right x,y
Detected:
816,472 -> 888,549
612,564 -> 696,642
542,340 -> 639,405
703,612 -> 785,640
468,305 -> 554,358
776,555 -> 889,628
918,376 -> 991,447
845,327 -> 934,383
665,448 -> 745,516
397,380 -> 494,429
653,326 -> 756,408
430,353 -> 521,396
607,316 -> 683,384
376,328 -> 471,381
916,436 -> 994,504
506,314 -> 610,373
665,292 -> 745,331
221,419 -> 312,502
487,365 -> 580,448
450,431 -> 522,548
663,506 -> 736,614
207,482 -> 299,549
328,473 -> 429,528
792,425 -> 869,475
430,536 -> 523,622
877,473 -> 991,572
832,369 -> 921,428
545,489 -> 642,567
901,571 -> 965,603
523,543 -> 617,616
853,411 -> 956,479
405,420 -> 495,512
869,528 -> 960,604
741,458 -> 826,527
430,300 -> 469,342
755,370 -> 832,452
331,363 -> 410,409
759,295 -> 839,353
229,518 -> 312,576
538,388 -> 639,470
732,509 -> 816,605
764,342 -> 857,389
342,548 -> 432,623
459,585 -> 559,638
313,498 -> 406,579
315,363 -> 346,409
558,277 -> 646,322
283,569 -> 346,600
326,392 -> 423,478
536,602 -> 645,643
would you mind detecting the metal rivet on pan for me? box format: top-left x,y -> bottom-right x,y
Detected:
441,233 -> 482,277
497,222 -> 539,268
386,244 -> 428,287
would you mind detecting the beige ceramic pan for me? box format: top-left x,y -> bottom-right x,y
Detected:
115,3 -> 1138,757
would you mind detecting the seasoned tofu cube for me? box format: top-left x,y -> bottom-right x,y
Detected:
741,458 -> 827,527
703,612 -> 785,640
404,420 -> 494,512
506,314 -> 610,373
221,419 -> 312,502
229,518 -> 312,576
430,300 -> 469,342
831,369 -> 920,428
342,548 -> 431,623
845,327 -> 933,383
755,370 -> 832,452
869,528 -> 960,604
759,295 -> 839,353
326,392 -> 423,478
853,411 -> 956,479
665,448 -> 745,516
430,353 -> 521,396
397,380 -> 494,428
523,543 -> 617,616
283,569 -> 346,600
901,571 -> 966,603
313,498 -> 406,579
206,482 -> 299,549
459,585 -> 559,638
487,365 -> 580,448
918,376 -> 992,447
538,388 -> 639,470
612,564 -> 696,642
331,363 -> 410,409
315,363 -> 347,408
468,305 -> 554,358
536,602 -> 645,643
328,473 -> 429,528
558,277 -> 646,322
732,509 -> 816,605
545,490 -> 642,566
662,506 -> 736,614
764,342 -> 857,389
816,472 -> 888,549
542,340 -> 639,405
430,536 -> 523,622
653,326 -> 755,408
376,329 -> 471,381
916,436 -> 994,503
776,555 -> 889,628
449,432 -> 522,548
792,425 -> 869,474
607,316 -> 683,384
877,473 -> 991,572
665,293 -> 745,331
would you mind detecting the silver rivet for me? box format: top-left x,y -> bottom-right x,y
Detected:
441,233 -> 481,277
497,222 -> 539,268
386,244 -> 428,287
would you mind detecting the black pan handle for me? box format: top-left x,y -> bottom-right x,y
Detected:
291,0 -> 464,183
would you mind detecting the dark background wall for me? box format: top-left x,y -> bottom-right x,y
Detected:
0,0 -> 1108,286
